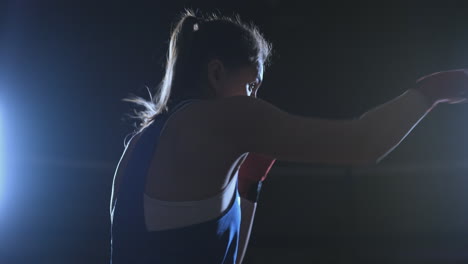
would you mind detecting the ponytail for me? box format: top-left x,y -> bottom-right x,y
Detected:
122,8 -> 273,142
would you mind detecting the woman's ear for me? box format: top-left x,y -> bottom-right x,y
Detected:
207,59 -> 225,94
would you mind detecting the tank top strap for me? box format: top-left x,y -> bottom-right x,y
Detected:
114,99 -> 201,230
111,97 -> 241,263
144,99 -> 202,136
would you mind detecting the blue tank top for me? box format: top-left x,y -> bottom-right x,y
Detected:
110,100 -> 241,264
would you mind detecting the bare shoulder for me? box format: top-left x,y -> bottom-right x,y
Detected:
201,95 -> 285,130
193,95 -> 284,145
184,96 -> 268,129
174,95 -> 272,158
196,95 -> 372,166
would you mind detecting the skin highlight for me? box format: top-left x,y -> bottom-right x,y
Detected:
206,59 -> 264,99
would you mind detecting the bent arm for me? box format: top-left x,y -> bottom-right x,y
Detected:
236,197 -> 257,264
358,89 -> 433,163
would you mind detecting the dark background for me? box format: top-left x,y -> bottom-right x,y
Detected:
3,1 -> 468,263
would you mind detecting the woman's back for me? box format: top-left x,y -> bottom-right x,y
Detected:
143,99 -> 248,201
111,98 -> 247,210
110,99 -> 244,263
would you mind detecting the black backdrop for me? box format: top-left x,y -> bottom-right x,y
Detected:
3,1 -> 468,263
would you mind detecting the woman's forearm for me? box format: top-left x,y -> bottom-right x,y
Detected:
236,197 -> 257,264
359,89 -> 434,163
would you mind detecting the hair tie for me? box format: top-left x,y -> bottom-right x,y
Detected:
193,17 -> 203,32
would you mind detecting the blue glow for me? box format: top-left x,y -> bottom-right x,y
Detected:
0,108 -> 3,202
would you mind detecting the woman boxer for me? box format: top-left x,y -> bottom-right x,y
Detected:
109,8 -> 468,264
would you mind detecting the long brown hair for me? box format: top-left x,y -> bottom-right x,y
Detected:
122,9 -> 273,144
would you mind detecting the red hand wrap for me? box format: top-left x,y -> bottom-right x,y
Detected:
414,69 -> 468,110
237,153 -> 276,202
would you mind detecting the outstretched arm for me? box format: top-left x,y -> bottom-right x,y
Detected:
232,69 -> 468,262
236,197 -> 257,264
236,153 -> 276,264
359,89 -> 434,163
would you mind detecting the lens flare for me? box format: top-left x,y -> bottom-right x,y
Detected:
0,108 -> 3,201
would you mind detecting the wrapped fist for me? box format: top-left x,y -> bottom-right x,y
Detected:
237,152 -> 276,203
